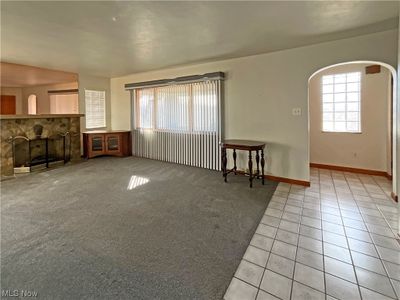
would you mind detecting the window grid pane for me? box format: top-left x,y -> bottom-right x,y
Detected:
321,72 -> 361,133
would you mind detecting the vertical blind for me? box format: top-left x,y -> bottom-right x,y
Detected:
129,76 -> 223,170
50,93 -> 79,114
85,90 -> 106,129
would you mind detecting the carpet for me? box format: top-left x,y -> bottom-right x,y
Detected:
1,156 -> 277,299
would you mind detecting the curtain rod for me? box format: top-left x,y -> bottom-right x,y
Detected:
125,72 -> 224,90
48,89 -> 79,94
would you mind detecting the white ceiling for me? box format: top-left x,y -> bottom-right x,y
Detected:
1,1 -> 398,78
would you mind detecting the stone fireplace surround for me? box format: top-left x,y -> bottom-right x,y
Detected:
1,114 -> 83,177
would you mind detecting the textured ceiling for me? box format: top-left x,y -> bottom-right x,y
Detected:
1,1 -> 398,78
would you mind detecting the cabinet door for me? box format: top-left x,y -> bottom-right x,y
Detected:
0,95 -> 16,114
105,134 -> 121,154
88,135 -> 105,157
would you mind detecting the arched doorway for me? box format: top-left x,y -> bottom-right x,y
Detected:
308,61 -> 397,200
27,94 -> 37,114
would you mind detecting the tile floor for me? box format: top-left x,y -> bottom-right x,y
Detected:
224,168 -> 399,300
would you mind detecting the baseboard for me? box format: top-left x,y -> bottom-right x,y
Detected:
234,170 -> 310,187
310,163 -> 391,179
264,175 -> 310,187
391,192 -> 398,202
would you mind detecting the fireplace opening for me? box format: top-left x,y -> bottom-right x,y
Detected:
11,133 -> 72,173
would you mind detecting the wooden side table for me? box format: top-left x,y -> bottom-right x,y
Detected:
221,139 -> 266,188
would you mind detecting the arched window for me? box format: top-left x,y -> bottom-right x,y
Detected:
28,94 -> 37,114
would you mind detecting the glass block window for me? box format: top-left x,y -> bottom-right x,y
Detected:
322,72 -> 361,133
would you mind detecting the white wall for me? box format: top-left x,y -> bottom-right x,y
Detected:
111,29 -> 398,182
0,87 -> 23,114
78,74 -> 111,132
310,63 -> 391,172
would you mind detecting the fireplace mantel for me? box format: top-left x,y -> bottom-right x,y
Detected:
1,114 -> 84,120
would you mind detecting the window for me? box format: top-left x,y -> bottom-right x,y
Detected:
131,75 -> 223,170
136,88 -> 154,129
156,85 -> 190,131
135,81 -> 218,132
50,93 -> 78,114
85,90 -> 106,129
27,94 -> 37,114
322,72 -> 361,133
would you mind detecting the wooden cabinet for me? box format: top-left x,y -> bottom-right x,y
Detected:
83,131 -> 131,159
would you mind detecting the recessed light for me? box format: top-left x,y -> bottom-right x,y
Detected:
112,17 -> 117,22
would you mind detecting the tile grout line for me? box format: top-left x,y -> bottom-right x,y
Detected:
348,171 -> 397,299
255,189 -> 285,300
320,169 -> 398,300
226,170 -> 398,300
356,172 -> 399,299
288,184 -> 301,300
370,174 -> 398,237
281,174 -> 397,295
335,169 -> 363,300
317,169 -> 329,300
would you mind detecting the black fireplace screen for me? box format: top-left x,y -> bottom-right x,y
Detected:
11,133 -> 71,170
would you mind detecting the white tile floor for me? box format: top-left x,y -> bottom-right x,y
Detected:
224,168 -> 399,300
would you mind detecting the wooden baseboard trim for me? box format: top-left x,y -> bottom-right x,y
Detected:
391,192 -> 398,202
385,173 -> 393,180
234,170 -> 310,187
264,175 -> 310,187
310,163 -> 391,179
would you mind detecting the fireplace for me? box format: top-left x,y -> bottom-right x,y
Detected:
11,133 -> 71,172
0,114 -> 82,177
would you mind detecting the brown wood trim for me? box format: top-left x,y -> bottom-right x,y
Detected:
391,192 -> 398,202
48,89 -> 79,94
310,163 -> 390,178
234,170 -> 310,187
365,65 -> 381,74
264,175 -> 310,187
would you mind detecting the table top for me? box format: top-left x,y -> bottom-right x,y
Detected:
221,139 -> 265,150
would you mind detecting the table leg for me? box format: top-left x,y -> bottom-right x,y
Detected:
233,149 -> 237,175
248,150 -> 253,188
261,149 -> 265,185
45,138 -> 49,168
256,150 -> 260,178
222,146 -> 227,182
